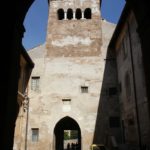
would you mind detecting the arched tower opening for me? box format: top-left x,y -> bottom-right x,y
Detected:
67,9 -> 73,20
54,116 -> 81,150
57,9 -> 65,20
84,8 -> 92,19
75,8 -> 82,20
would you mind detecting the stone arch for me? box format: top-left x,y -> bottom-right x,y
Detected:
67,8 -> 73,20
84,8 -> 92,19
57,9 -> 65,20
76,8 -> 82,19
54,116 -> 81,150
2,0 -> 36,149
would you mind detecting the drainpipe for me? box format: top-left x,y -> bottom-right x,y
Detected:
127,21 -> 142,150
24,87 -> 30,150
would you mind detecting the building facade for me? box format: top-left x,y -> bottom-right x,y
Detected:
13,0 -> 123,150
13,49 -> 34,150
109,3 -> 150,150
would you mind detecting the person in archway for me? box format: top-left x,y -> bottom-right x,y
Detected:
67,143 -> 70,150
75,142 -> 79,150
71,143 -> 75,150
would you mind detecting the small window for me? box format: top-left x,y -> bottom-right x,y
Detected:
62,99 -> 71,102
125,72 -> 131,101
76,8 -> 82,19
108,87 -> 117,96
31,76 -> 40,91
62,99 -> 71,112
81,86 -> 88,93
109,117 -> 120,128
118,82 -> 122,93
122,32 -> 129,60
127,118 -> 134,126
32,128 -> 39,142
84,8 -> 91,19
67,9 -> 73,20
57,9 -> 64,20
126,114 -> 134,126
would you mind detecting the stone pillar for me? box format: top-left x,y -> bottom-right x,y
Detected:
64,12 -> 67,20
73,11 -> 76,19
81,11 -> 84,19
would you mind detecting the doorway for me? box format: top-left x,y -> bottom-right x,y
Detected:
54,116 -> 81,150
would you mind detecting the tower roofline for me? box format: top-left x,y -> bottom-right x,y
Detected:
48,0 -> 102,7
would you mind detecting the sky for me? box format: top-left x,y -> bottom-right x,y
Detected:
23,0 -> 125,50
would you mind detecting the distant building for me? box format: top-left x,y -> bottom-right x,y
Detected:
109,3 -> 150,150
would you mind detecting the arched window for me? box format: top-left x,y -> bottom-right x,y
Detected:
84,8 -> 91,19
76,8 -> 82,20
57,9 -> 64,20
67,9 -> 73,20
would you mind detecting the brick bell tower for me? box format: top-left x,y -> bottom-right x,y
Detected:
46,0 -> 102,57
43,0 -> 103,150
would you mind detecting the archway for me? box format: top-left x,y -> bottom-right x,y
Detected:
76,8 -> 82,19
58,9 -> 65,20
54,116 -> 81,150
84,8 -> 91,19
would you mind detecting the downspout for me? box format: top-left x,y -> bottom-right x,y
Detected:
127,21 -> 142,150
24,86 -> 30,150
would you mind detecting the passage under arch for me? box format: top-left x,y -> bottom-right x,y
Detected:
54,116 -> 81,150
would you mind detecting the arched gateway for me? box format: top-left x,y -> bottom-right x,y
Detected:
54,117 -> 81,150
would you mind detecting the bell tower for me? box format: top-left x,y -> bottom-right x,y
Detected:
43,0 -> 103,150
46,0 -> 102,57
39,0 -> 104,150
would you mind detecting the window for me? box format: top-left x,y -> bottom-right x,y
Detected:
31,76 -> 40,91
62,99 -> 71,112
108,87 -> 117,96
109,117 -> 120,128
67,9 -> 73,20
84,8 -> 91,19
32,128 -> 39,142
62,99 -> 71,102
127,118 -> 134,126
126,114 -> 135,126
57,9 -> 64,20
122,31 -> 129,60
81,86 -> 88,93
125,72 -> 131,101
76,8 -> 82,19
118,82 -> 122,93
